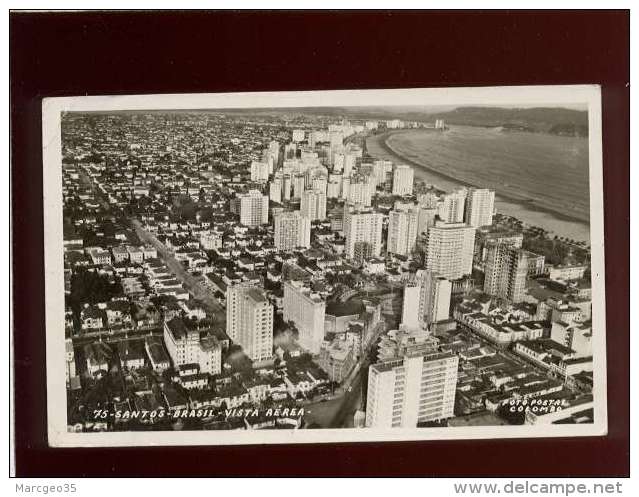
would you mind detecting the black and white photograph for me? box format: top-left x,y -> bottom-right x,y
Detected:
41,86 -> 607,447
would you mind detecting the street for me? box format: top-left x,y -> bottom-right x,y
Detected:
130,218 -> 226,325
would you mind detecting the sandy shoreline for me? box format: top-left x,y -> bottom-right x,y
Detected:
369,129 -> 591,227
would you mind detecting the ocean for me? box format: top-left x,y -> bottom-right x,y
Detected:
366,126 -> 591,243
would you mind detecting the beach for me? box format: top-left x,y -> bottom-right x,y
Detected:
366,126 -> 591,242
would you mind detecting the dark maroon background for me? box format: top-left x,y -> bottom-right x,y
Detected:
10,10 -> 629,477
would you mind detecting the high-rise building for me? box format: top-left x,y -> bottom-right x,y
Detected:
232,190 -> 269,227
340,175 -> 351,200
343,152 -> 357,177
273,211 -> 311,251
226,283 -> 273,362
373,160 -> 393,189
269,178 -> 282,203
387,205 -> 419,256
333,152 -> 345,173
417,207 -> 438,235
418,192 -> 440,209
474,226 -> 524,268
392,165 -> 414,196
163,317 -> 222,375
401,270 -> 451,328
438,190 -> 467,223
423,222 -> 476,280
292,129 -> 305,142
283,280 -> 326,354
464,188 -> 495,227
483,243 -> 529,303
268,140 -> 280,164
282,174 -> 292,201
300,189 -> 327,221
250,160 -> 269,183
327,178 -> 341,198
417,270 -> 452,325
348,175 -> 374,207
343,204 -> 384,260
401,283 -> 422,329
292,174 -> 306,199
365,351 -> 459,428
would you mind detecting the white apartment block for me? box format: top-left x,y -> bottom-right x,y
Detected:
438,190 -> 467,223
551,321 -> 592,358
273,211 -> 311,251
366,351 -> 459,428
283,280 -> 326,355
343,204 -> 384,260
423,222 -> 476,280
269,179 -> 282,203
387,205 -> 419,256
392,165 -> 414,196
226,283 -> 273,362
292,174 -> 306,199
292,129 -> 305,142
163,318 -> 222,375
402,270 -> 451,329
483,244 -> 529,303
464,188 -> 495,227
250,160 -> 270,183
347,177 -> 374,207
373,159 -> 393,187
200,231 -> 223,251
401,283 -> 422,329
300,188 -> 327,221
234,190 -> 269,227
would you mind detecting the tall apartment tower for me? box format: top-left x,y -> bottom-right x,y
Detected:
387,205 -> 419,256
233,190 -> 269,227
423,222 -> 476,280
365,351 -> 459,428
402,270 -> 452,328
226,283 -> 273,362
300,189 -> 327,221
273,211 -> 311,251
269,178 -> 282,203
483,243 -> 529,303
401,283 -> 422,329
438,190 -> 467,223
250,160 -> 270,183
343,203 -> 384,260
348,175 -> 374,207
268,140 -> 280,165
392,165 -> 414,196
464,188 -> 495,227
292,174 -> 306,199
417,270 -> 452,326
283,280 -> 326,354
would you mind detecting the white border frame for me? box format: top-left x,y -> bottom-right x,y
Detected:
43,85 -> 607,447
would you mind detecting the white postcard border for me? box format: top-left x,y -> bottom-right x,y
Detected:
43,85 -> 607,447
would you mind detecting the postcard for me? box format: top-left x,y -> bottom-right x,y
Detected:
42,85 -> 606,446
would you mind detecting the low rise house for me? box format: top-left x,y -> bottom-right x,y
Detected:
84,342 -> 113,376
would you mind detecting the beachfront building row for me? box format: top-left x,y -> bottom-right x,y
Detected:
423,221 -> 476,280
